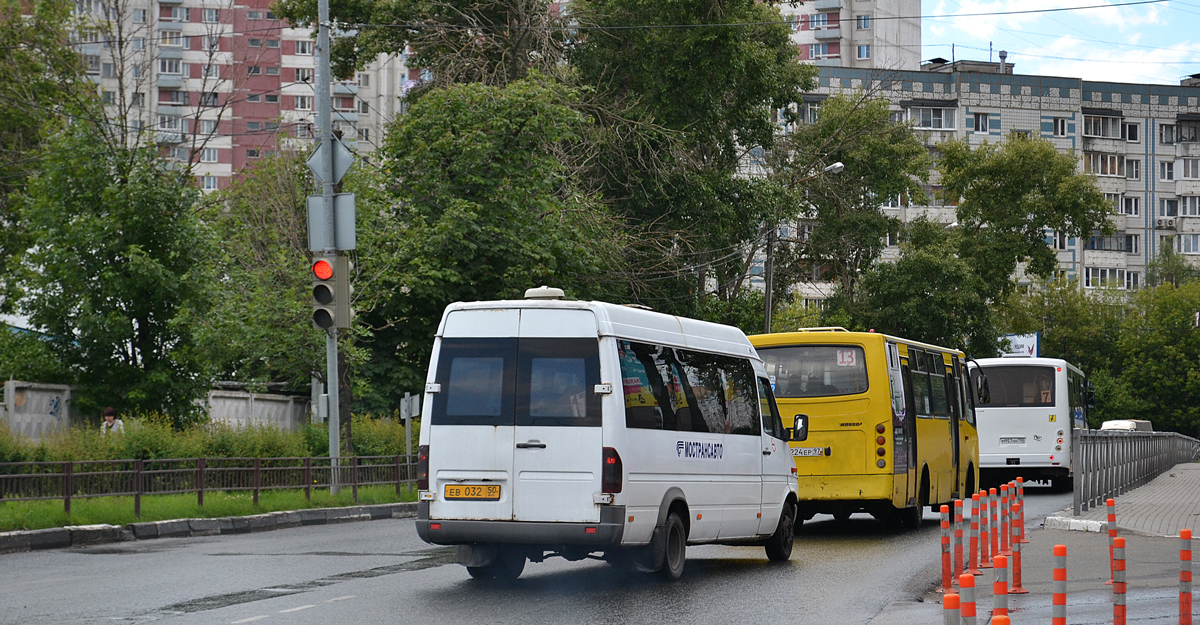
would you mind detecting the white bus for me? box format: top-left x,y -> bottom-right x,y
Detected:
968,355 -> 1092,491
414,287 -> 799,580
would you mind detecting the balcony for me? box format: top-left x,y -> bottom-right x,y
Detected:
332,82 -> 359,96
157,74 -> 183,89
813,0 -> 842,10
1180,217 -> 1200,234
813,27 -> 840,41
155,131 -> 183,144
157,0 -> 182,5
156,103 -> 186,116
814,57 -> 842,67
1177,179 -> 1200,196
333,110 -> 359,123
1085,250 -> 1127,267
158,21 -> 183,31
158,46 -> 182,59
1081,136 -> 1126,153
1179,142 -> 1200,158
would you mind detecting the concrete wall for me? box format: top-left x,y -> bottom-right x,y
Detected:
206,390 -> 310,431
0,381 -> 74,441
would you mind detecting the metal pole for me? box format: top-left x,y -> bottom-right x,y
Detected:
316,0 -> 340,495
763,225 -> 775,334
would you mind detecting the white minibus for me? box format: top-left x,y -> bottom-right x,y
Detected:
968,355 -> 1092,491
414,287 -> 800,580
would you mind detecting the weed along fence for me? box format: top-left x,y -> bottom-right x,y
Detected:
0,455 -> 418,516
1072,430 -> 1200,515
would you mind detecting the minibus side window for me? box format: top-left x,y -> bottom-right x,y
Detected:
758,377 -> 787,440
675,350 -> 727,434
619,340 -> 670,430
721,356 -> 759,436
908,348 -> 932,416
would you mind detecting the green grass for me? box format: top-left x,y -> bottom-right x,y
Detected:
0,484 -> 417,532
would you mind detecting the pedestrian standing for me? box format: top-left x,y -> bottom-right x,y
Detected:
100,407 -> 124,436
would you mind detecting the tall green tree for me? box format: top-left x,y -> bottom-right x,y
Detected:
15,124 -> 211,422
938,134 -> 1111,300
354,77 -> 628,410
1146,243 -> 1199,288
994,277 -> 1126,376
1116,281 -> 1200,435
768,93 -> 931,305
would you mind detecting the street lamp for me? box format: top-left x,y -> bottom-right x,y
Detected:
764,161 -> 844,334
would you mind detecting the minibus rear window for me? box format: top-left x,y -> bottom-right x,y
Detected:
973,365 -> 1055,407
758,345 -> 868,398
434,338 -> 517,426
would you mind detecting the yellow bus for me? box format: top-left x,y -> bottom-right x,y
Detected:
749,328 -> 980,528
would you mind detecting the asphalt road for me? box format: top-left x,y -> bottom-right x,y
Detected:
0,488 -> 1073,625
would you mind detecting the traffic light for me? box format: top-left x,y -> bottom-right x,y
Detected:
312,255 -> 351,329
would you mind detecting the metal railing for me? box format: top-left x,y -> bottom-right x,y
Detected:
1072,430 -> 1200,515
0,455 -> 417,517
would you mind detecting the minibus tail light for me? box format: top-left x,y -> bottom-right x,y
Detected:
417,445 -> 430,491
602,447 -> 623,494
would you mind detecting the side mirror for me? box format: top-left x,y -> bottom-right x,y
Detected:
792,414 -> 809,442
1087,389 -> 1096,409
976,375 -> 991,404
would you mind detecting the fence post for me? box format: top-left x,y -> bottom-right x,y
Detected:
134,459 -> 143,518
63,461 -> 72,515
304,457 -> 312,502
1074,433 -> 1084,515
252,457 -> 261,506
394,455 -> 402,497
351,456 -> 359,503
197,457 -> 206,508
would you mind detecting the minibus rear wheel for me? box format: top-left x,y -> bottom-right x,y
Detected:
466,548 -> 526,580
659,512 -> 687,580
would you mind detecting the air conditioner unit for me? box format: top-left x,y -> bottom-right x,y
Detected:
1156,218 -> 1177,230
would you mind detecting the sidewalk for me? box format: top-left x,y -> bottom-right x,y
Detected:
871,461 -> 1199,624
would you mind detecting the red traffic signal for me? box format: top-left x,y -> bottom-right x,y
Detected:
312,259 -> 334,280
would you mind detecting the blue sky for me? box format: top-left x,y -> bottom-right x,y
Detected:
922,0 -> 1200,85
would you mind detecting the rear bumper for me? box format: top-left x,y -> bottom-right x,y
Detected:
415,502 -> 626,547
796,473 -> 891,501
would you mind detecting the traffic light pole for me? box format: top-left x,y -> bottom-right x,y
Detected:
316,0 -> 340,494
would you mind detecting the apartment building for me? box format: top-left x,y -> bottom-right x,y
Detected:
779,63 -> 1200,306
780,0 -> 921,70
74,0 -> 412,191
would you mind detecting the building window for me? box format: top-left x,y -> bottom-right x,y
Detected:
132,8 -> 146,22
132,37 -> 145,50
1180,234 -> 1200,254
84,55 -> 100,74
1125,272 -> 1139,290
131,92 -> 145,107
101,63 -> 114,78
1083,115 -> 1121,138
1121,122 -> 1139,142
295,40 -> 313,55
1183,158 -> 1200,179
359,99 -> 369,113
248,38 -> 262,47
200,119 -> 216,134
1088,233 -> 1125,251
295,68 -> 313,82
808,13 -> 828,29
247,10 -> 262,19
164,90 -> 188,105
1103,193 -> 1121,212
856,45 -> 871,60
248,66 -> 261,75
1085,153 -> 1124,177
1161,198 -> 1179,217
1122,197 -> 1140,216
1126,158 -> 1140,180
201,148 -> 218,163
202,36 -> 220,51
265,66 -> 279,76
246,149 -> 261,158
1085,267 -> 1125,289
247,94 -> 261,103
809,43 -> 829,59
1053,118 -> 1068,137
1182,122 -> 1200,142
1125,234 -> 1139,255
170,7 -> 187,21
246,121 -> 261,131
1052,231 -> 1070,250
295,124 -> 312,139
266,11 -> 276,19
265,94 -> 278,103
202,175 -> 218,191
1183,196 -> 1200,216
909,107 -> 955,130
295,95 -> 312,110
159,58 -> 181,74
203,64 -> 219,78
856,14 -> 871,29
266,39 -> 280,48
200,92 -> 218,106
157,115 -> 182,131
357,127 -> 370,142
202,8 -> 218,22
101,91 -> 115,105
1162,124 -> 1177,144
265,121 -> 279,131
358,73 -> 370,87
1161,161 -> 1175,181
973,113 -> 989,133
800,101 -> 822,124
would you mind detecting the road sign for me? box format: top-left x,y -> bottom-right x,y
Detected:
306,138 -> 354,185
306,193 -> 356,251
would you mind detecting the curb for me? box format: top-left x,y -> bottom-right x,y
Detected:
1043,515 -> 1105,533
0,502 -> 417,555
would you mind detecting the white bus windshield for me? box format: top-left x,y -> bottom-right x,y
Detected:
973,365 -> 1056,408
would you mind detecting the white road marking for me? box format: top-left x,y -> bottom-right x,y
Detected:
324,595 -> 357,603
231,617 -> 269,624
279,605 -> 315,613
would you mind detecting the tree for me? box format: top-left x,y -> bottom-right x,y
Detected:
937,134 -> 1112,301
0,327 -> 70,384
846,219 -> 998,357
353,76 -> 628,410
15,123 -> 210,422
768,93 -> 931,306
994,277 -> 1126,376
1146,243 -> 1199,288
1116,280 -> 1200,435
